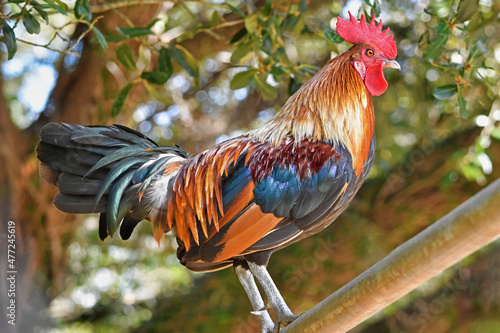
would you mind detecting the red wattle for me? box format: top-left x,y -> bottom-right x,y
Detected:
365,64 -> 388,96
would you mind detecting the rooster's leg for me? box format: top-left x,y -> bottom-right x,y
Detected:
248,261 -> 299,327
234,261 -> 275,333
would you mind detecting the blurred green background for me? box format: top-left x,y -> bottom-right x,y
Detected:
0,0 -> 499,332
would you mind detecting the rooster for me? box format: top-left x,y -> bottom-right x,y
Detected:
37,13 -> 399,332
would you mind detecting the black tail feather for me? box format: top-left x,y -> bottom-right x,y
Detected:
37,122 -> 187,241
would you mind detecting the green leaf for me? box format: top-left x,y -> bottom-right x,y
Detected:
226,3 -> 245,18
111,83 -> 133,117
118,27 -> 155,38
458,91 -> 467,118
92,26 -> 108,50
244,14 -> 258,34
270,64 -> 287,77
423,34 -> 449,61
22,12 -> 41,34
466,11 -> 482,32
158,47 -> 173,75
141,71 -> 171,85
146,19 -> 160,30
210,10 -> 222,25
1,20 -> 17,60
263,0 -> 272,16
230,69 -> 257,90
9,13 -> 22,20
467,40 -> 486,63
282,14 -> 301,32
255,74 -> 277,100
75,0 -> 92,21
418,29 -> 430,51
105,34 -> 128,43
457,0 -> 479,23
170,44 -> 198,78
490,127 -> 500,140
43,0 -> 68,14
298,0 -> 307,13
324,27 -> 344,44
32,1 -> 49,23
461,163 -> 483,182
231,39 -> 255,63
436,21 -> 451,34
433,84 -> 458,100
116,44 -> 137,70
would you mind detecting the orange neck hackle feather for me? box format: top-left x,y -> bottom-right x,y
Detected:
251,45 -> 375,177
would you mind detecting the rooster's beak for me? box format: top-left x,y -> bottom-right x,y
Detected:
383,59 -> 401,70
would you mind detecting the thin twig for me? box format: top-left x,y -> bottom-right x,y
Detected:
15,37 -> 78,56
448,0 -> 456,23
210,19 -> 244,30
91,0 -> 230,14
66,16 -> 104,54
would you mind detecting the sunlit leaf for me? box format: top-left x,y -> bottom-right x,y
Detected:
210,10 -> 222,25
116,44 -> 137,70
433,84 -> 458,100
231,39 -> 255,63
466,11 -> 482,32
1,20 -> 17,60
324,27 -> 344,44
43,0 -> 69,14
111,83 -> 133,117
230,69 -> 257,90
491,127 -> 500,140
457,0 -> 479,23
170,44 -> 198,78
244,14 -> 258,34
22,12 -> 41,34
255,74 -> 277,100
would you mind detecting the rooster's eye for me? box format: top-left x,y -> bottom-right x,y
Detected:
366,49 -> 375,57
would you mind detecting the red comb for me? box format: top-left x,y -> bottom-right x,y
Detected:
336,12 -> 397,59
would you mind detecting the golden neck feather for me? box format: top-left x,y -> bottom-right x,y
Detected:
250,47 -> 375,176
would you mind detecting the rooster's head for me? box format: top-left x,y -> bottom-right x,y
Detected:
337,12 -> 400,96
